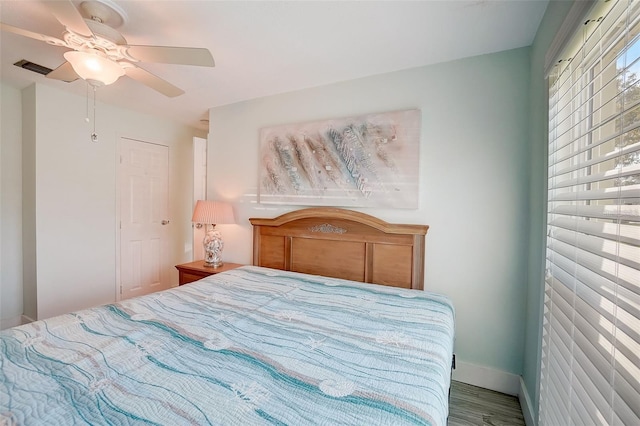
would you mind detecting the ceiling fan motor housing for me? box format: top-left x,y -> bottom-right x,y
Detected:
79,0 -> 128,29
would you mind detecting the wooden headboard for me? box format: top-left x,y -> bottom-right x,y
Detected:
249,208 -> 429,290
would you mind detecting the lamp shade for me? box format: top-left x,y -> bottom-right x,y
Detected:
192,200 -> 235,225
64,50 -> 125,86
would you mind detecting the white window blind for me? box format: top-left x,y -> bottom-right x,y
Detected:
541,0 -> 640,424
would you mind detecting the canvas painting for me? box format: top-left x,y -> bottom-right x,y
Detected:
258,109 -> 421,208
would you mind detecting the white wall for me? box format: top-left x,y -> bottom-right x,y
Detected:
209,47 -> 531,379
17,83 -> 202,321
0,83 -> 23,328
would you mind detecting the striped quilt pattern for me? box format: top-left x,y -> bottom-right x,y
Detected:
0,266 -> 455,425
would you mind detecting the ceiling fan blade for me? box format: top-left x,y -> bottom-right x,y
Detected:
46,61 -> 79,82
124,66 -> 185,98
125,45 -> 215,67
0,22 -> 66,46
43,0 -> 94,37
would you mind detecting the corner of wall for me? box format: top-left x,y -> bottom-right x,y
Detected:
21,84 -> 38,320
451,362 -> 536,424
519,375 -> 536,426
523,1 -> 575,422
1,82 -> 25,325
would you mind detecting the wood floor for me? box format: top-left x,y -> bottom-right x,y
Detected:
449,381 -> 526,426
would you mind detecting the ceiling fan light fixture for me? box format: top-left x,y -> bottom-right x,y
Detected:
64,50 -> 124,86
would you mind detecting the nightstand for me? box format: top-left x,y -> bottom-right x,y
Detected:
175,260 -> 244,285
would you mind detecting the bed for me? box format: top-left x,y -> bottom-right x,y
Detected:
250,207 -> 428,290
0,208 -> 455,425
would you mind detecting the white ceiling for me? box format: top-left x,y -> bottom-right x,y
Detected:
0,0 -> 549,130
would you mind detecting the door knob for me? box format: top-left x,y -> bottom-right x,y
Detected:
161,220 -> 170,225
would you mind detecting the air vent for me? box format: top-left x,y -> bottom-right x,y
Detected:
14,59 -> 53,76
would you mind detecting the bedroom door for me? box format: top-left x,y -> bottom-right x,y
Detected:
118,138 -> 170,299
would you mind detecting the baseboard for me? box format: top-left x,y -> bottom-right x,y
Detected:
452,360 -> 520,396
519,376 -> 536,426
0,315 -> 23,330
21,315 -> 35,325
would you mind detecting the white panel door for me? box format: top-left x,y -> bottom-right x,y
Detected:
119,138 -> 170,299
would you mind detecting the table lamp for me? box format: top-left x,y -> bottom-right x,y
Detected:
191,200 -> 235,267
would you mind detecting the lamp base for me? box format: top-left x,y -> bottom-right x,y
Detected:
203,260 -> 223,268
203,224 -> 224,269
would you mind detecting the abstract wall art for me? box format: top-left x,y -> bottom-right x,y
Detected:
258,109 -> 421,208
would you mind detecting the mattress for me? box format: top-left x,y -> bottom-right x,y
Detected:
0,266 -> 455,425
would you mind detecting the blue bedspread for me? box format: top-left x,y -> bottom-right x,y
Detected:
0,266 -> 455,425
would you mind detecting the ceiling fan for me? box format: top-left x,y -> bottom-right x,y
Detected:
0,0 -> 215,97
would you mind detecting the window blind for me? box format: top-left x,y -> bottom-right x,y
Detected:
541,0 -> 640,425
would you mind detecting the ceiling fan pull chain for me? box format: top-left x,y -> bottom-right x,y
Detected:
85,82 -> 90,124
91,86 -> 98,143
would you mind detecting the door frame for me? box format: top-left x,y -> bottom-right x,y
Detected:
115,135 -> 170,302
192,136 -> 207,260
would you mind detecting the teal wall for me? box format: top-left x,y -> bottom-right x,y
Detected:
209,47 -> 532,377
523,0 -> 574,421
